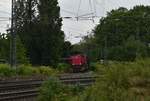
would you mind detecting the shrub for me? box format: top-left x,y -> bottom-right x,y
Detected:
57,63 -> 71,72
89,62 -> 104,71
0,64 -> 15,77
38,78 -> 85,101
38,78 -> 69,101
73,59 -> 150,101
38,66 -> 58,76
0,64 -> 59,77
16,65 -> 39,76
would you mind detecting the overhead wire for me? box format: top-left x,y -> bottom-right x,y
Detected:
89,0 -> 93,14
93,0 -> 97,16
77,0 -> 82,19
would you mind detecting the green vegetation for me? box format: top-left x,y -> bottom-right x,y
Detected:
37,59 -> 150,101
0,64 -> 16,77
0,34 -> 28,64
71,58 -> 150,101
76,5 -> 150,62
38,78 -> 84,101
15,0 -> 64,66
0,64 -> 59,77
57,63 -> 71,72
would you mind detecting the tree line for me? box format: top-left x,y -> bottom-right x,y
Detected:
74,5 -> 150,62
1,4 -> 150,65
0,0 -> 66,66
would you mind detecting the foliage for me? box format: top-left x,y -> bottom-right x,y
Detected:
62,41 -> 72,57
57,63 -> 71,72
89,62 -> 100,71
38,66 -> 58,76
78,5 -> 150,62
38,78 -> 84,101
72,58 -> 150,101
0,33 -> 9,62
15,0 -> 64,66
16,36 -> 29,64
73,36 -> 99,62
0,64 -> 15,77
16,65 -> 39,76
0,33 -> 29,64
0,65 -> 59,77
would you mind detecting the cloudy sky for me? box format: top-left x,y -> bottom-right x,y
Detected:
0,0 -> 150,44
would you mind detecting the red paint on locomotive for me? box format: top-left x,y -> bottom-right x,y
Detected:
69,55 -> 87,66
67,54 -> 88,72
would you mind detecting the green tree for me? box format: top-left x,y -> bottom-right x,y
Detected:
93,6 -> 150,61
74,35 -> 99,61
0,33 -> 9,62
62,41 -> 72,57
37,0 -> 64,66
16,35 -> 29,64
15,0 -> 64,66
0,33 -> 28,64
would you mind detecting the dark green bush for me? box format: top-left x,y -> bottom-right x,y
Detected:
0,64 -> 59,77
16,65 -> 39,76
38,78 -> 69,101
38,78 -> 85,101
72,58 -> 150,101
57,63 -> 71,72
0,64 -> 15,77
38,66 -> 58,76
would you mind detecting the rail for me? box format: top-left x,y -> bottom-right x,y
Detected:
0,73 -> 97,101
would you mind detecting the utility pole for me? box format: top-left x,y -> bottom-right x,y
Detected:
104,36 -> 108,65
135,19 -> 140,58
10,0 -> 16,68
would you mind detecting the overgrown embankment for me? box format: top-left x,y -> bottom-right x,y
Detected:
0,64 -> 59,78
71,58 -> 150,101
1,59 -> 150,101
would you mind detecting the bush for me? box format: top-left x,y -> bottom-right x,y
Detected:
0,64 -> 59,77
89,62 -> 103,71
57,63 -> 71,72
38,78 -> 69,101
38,78 -> 85,101
38,66 -> 58,76
72,59 -> 150,101
16,65 -> 39,76
0,64 -> 15,77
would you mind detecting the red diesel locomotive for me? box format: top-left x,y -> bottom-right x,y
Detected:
65,54 -> 89,72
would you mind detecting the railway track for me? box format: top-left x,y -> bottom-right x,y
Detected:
0,72 -> 96,101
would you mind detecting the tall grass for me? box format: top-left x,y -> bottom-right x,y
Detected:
38,78 -> 84,101
0,64 -> 15,77
72,58 -> 150,101
0,64 -> 59,77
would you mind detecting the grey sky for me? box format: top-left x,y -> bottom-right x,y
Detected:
0,0 -> 150,44
0,0 -> 11,32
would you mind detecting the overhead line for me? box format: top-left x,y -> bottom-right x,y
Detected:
93,0 -> 97,16
77,0 -> 82,17
89,0 -> 93,14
